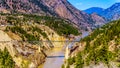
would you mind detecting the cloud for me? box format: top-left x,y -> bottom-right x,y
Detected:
76,2 -> 82,6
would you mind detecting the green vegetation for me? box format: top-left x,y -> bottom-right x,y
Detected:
0,48 -> 15,68
62,64 -> 65,68
3,14 -> 49,42
0,13 -> 80,44
1,13 -> 80,36
32,26 -> 47,38
23,14 -> 80,36
67,20 -> 120,68
67,57 -> 75,65
44,19 -> 80,36
7,26 -> 40,41
75,52 -> 84,68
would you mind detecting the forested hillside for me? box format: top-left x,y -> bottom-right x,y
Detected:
0,48 -> 15,68
1,13 -> 80,36
65,20 -> 120,68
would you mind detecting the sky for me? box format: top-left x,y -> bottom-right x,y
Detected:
68,0 -> 120,10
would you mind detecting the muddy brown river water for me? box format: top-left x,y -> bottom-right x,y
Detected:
43,32 -> 89,68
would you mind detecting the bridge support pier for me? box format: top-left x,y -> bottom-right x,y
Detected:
65,46 -> 70,59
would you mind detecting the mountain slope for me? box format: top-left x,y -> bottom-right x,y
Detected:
65,20 -> 120,68
101,3 -> 120,20
0,0 -> 57,16
84,7 -> 104,14
0,0 -> 106,31
91,13 -> 107,27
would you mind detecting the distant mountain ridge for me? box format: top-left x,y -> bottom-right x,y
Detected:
0,0 -> 106,31
84,3 -> 120,21
84,7 -> 104,14
101,2 -> 120,20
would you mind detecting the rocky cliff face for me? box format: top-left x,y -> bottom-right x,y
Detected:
0,0 -> 106,31
112,13 -> 120,20
91,13 -> 107,27
42,0 -> 94,28
0,0 -> 59,16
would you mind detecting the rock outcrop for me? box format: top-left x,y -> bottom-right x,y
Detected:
91,13 -> 106,27
0,30 -> 47,68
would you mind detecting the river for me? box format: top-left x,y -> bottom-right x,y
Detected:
43,32 -> 89,68
43,48 -> 65,68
